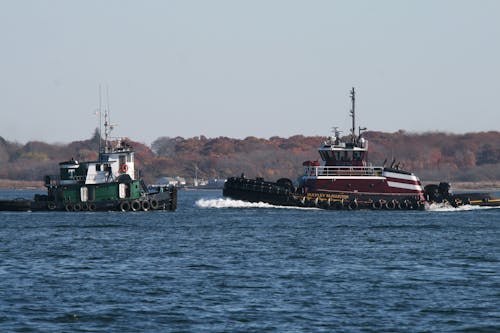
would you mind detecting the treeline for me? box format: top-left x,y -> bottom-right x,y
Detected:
1,129 -> 500,184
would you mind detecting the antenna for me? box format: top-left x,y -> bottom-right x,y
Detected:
102,85 -> 117,152
104,100 -> 110,152
98,85 -> 102,153
350,87 -> 356,142
106,84 -> 110,124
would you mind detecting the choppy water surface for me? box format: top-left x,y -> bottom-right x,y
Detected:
1,189 -> 499,332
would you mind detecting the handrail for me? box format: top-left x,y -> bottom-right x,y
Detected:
303,166 -> 384,177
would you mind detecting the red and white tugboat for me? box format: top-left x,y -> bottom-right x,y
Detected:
223,88 -> 427,210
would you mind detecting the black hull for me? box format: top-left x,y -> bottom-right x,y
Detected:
0,188 -> 177,212
442,192 -> 500,207
0,199 -> 32,211
223,177 -> 426,210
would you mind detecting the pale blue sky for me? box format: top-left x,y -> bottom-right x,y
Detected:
1,0 -> 499,144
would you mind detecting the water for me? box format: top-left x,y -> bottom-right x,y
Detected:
1,189 -> 499,332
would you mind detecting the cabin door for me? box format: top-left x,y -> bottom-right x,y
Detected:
80,187 -> 88,202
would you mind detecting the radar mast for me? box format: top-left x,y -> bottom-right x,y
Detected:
350,87 -> 356,143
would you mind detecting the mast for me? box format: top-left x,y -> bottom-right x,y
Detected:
102,86 -> 114,153
98,85 -> 102,153
350,87 -> 356,143
104,106 -> 110,152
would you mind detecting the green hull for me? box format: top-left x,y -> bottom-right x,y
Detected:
0,183 -> 177,212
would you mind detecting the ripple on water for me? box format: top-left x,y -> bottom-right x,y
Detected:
1,190 -> 499,332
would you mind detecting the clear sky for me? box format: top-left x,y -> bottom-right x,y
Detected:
1,0 -> 499,144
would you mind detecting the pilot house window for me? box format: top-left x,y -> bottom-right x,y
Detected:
353,151 -> 363,161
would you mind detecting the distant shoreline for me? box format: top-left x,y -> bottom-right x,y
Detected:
0,179 -> 44,190
1,178 -> 499,192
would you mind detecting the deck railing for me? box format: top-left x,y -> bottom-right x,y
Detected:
303,166 -> 384,177
45,174 -> 92,185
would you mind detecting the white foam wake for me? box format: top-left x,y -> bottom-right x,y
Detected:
195,198 -> 317,210
425,202 -> 498,212
196,198 -> 497,212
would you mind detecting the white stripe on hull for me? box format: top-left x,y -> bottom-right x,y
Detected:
387,181 -> 423,191
383,171 -> 419,182
306,176 -> 385,180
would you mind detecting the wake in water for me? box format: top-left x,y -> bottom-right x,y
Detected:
425,202 -> 499,212
196,198 -> 498,212
195,198 -> 317,210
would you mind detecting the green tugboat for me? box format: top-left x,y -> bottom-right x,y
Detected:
0,109 -> 177,212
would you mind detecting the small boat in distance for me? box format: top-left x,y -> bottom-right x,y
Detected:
0,103 -> 177,212
223,88 -> 500,210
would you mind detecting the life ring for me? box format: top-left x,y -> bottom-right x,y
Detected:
48,202 -> 57,210
141,200 -> 150,211
149,199 -> 159,210
121,164 -> 128,173
120,201 -> 130,212
131,200 -> 141,211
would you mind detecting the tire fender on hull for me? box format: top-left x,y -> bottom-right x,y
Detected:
346,200 -> 358,210
372,200 -> 383,210
149,199 -> 159,210
141,200 -> 150,211
120,201 -> 131,212
131,200 -> 141,211
385,200 -> 396,210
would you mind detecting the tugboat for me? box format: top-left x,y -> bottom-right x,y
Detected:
0,108 -> 177,212
223,88 -> 500,210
